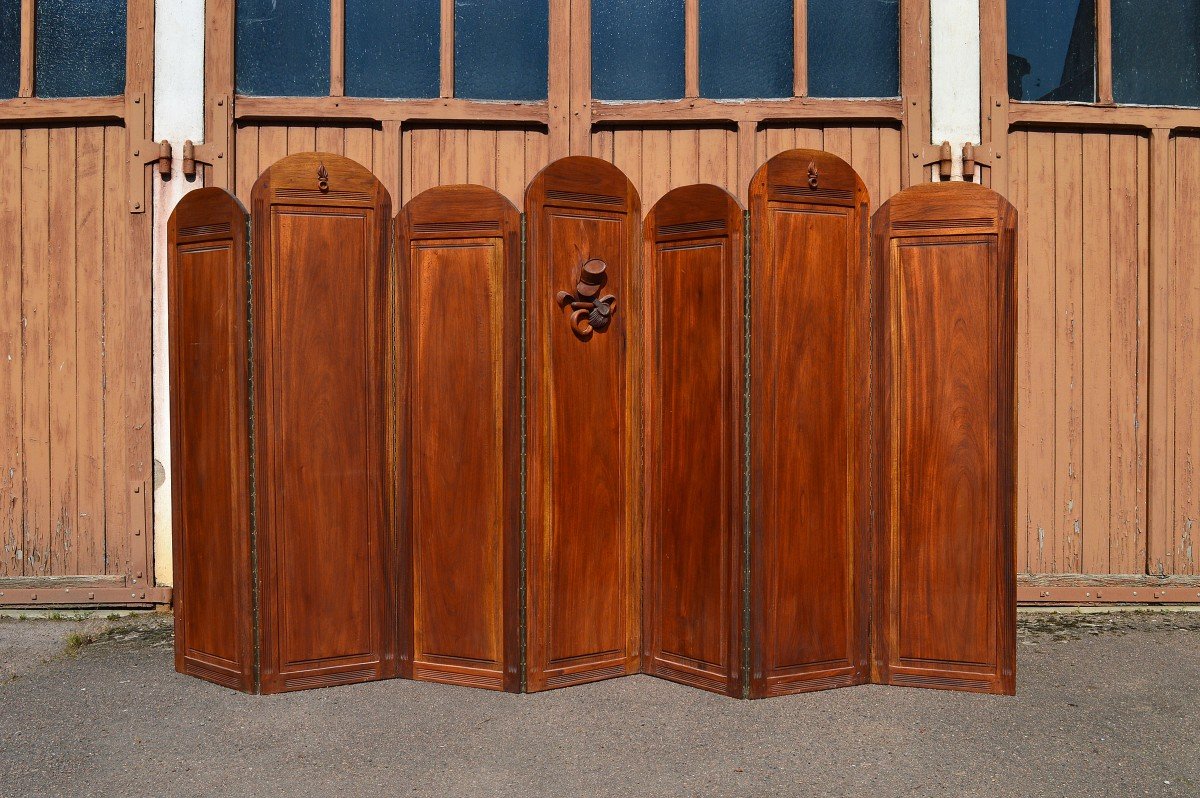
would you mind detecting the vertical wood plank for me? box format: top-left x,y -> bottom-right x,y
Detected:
257,126 -> 289,176
495,130 -> 527,208
467,128 -> 498,188
523,131 -> 549,209
669,128 -> 699,189
101,126 -> 129,577
286,126 -> 316,155
1024,131 -> 1057,573
21,128 -> 51,576
685,0 -> 699,97
764,127 -> 795,162
641,128 -> 671,209
75,126 -> 107,576
316,126 -> 345,155
591,128 -> 613,162
1148,128 -> 1174,576
793,0 -> 807,97
1096,0 -> 1113,104
0,128 -> 22,576
1081,132 -> 1111,574
234,126 -> 260,203
1010,129 -> 1030,572
1055,131 -> 1085,573
697,127 -> 728,188
1171,134 -> 1198,574
850,127 -> 880,210
1108,133 -> 1143,573
440,128 -> 468,184
343,127 -> 374,178
612,129 -> 642,192
795,126 -> 822,152
877,126 -> 902,209
440,0 -> 455,97
1134,133 -> 1151,573
19,0 -> 33,97
823,126 -> 852,166
409,128 -> 441,198
330,0 -> 345,95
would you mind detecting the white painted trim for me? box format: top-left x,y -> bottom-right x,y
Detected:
930,0 -> 981,180
152,0 -> 205,588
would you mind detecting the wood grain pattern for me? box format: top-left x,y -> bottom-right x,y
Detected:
167,188 -> 255,693
871,182 -> 1017,696
748,149 -> 872,697
525,157 -> 641,692
643,184 -> 744,697
250,153 -> 397,693
397,185 -> 522,692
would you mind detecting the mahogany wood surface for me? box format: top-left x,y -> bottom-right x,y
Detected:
250,153 -> 397,694
871,182 -> 1017,695
525,157 -> 642,691
748,149 -> 872,698
168,188 -> 255,693
396,185 -> 522,693
642,185 -> 745,697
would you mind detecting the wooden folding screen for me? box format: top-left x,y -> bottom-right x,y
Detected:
250,154 -> 398,693
748,150 -> 872,697
642,185 -> 745,697
397,186 -> 522,692
525,157 -> 642,691
871,183 -> 1017,696
168,188 -> 255,693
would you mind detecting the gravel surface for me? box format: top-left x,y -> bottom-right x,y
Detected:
1,610 -> 1198,798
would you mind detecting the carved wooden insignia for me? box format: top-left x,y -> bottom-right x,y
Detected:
807,161 -> 819,188
556,258 -> 616,338
317,163 -> 329,192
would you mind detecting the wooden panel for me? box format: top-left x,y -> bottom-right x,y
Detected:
1007,129 -> 1149,575
0,121 -> 151,597
526,156 -> 641,691
748,149 -> 871,697
167,188 -> 254,693
872,183 -> 1016,695
251,153 -> 396,693
643,184 -> 744,697
397,185 -> 522,692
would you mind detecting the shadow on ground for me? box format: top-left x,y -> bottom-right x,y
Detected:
1,611 -> 1198,798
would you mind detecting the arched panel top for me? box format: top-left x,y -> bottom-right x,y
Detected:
525,156 -> 641,214
749,148 -> 869,209
645,184 -> 744,245
168,187 -> 248,247
873,182 -> 1016,239
399,184 -> 520,241
251,152 -> 392,213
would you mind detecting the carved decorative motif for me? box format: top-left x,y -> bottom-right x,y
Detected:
317,163 -> 329,192
807,160 -> 819,188
556,258 -> 617,338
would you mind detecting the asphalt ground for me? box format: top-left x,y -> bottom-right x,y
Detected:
1,609 -> 1198,798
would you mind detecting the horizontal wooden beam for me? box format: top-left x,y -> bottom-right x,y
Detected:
1008,101 -> 1200,131
1018,574 -> 1200,604
234,96 -> 551,126
0,575 -> 127,589
591,97 -> 904,125
0,95 -> 125,123
0,586 -> 171,606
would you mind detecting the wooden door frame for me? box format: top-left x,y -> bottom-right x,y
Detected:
0,0 -> 164,607
980,0 -> 1200,602
203,0 -> 933,194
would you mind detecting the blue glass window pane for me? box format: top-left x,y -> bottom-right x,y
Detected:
808,0 -> 899,98
236,0 -> 329,96
592,0 -> 684,100
1113,0 -> 1200,107
1007,0 -> 1095,101
35,0 -> 126,97
0,0 -> 18,99
455,0 -> 548,100
346,0 -> 438,98
700,0 -> 792,98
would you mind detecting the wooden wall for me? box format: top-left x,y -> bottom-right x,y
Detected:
0,123 -> 152,585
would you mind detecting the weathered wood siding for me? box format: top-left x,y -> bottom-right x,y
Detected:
0,123 -> 152,584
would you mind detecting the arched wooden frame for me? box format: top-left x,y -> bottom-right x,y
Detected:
748,148 -> 872,698
168,187 -> 255,693
395,184 -> 522,693
871,181 -> 1017,695
642,184 -> 745,697
250,152 -> 397,694
525,156 -> 642,692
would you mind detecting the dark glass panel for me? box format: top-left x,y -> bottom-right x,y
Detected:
236,0 -> 329,97
0,0 -> 18,99
1007,0 -> 1096,101
1113,0 -> 1200,106
455,0 -> 548,100
592,0 -> 685,100
700,0 -> 792,98
808,0 -> 899,98
346,0 -> 439,98
35,0 -> 126,97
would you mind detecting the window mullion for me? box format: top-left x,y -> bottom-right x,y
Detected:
793,0 -> 806,97
19,0 -> 33,96
441,0 -> 454,98
685,0 -> 698,97
331,0 -> 344,96
1097,0 -> 1113,103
